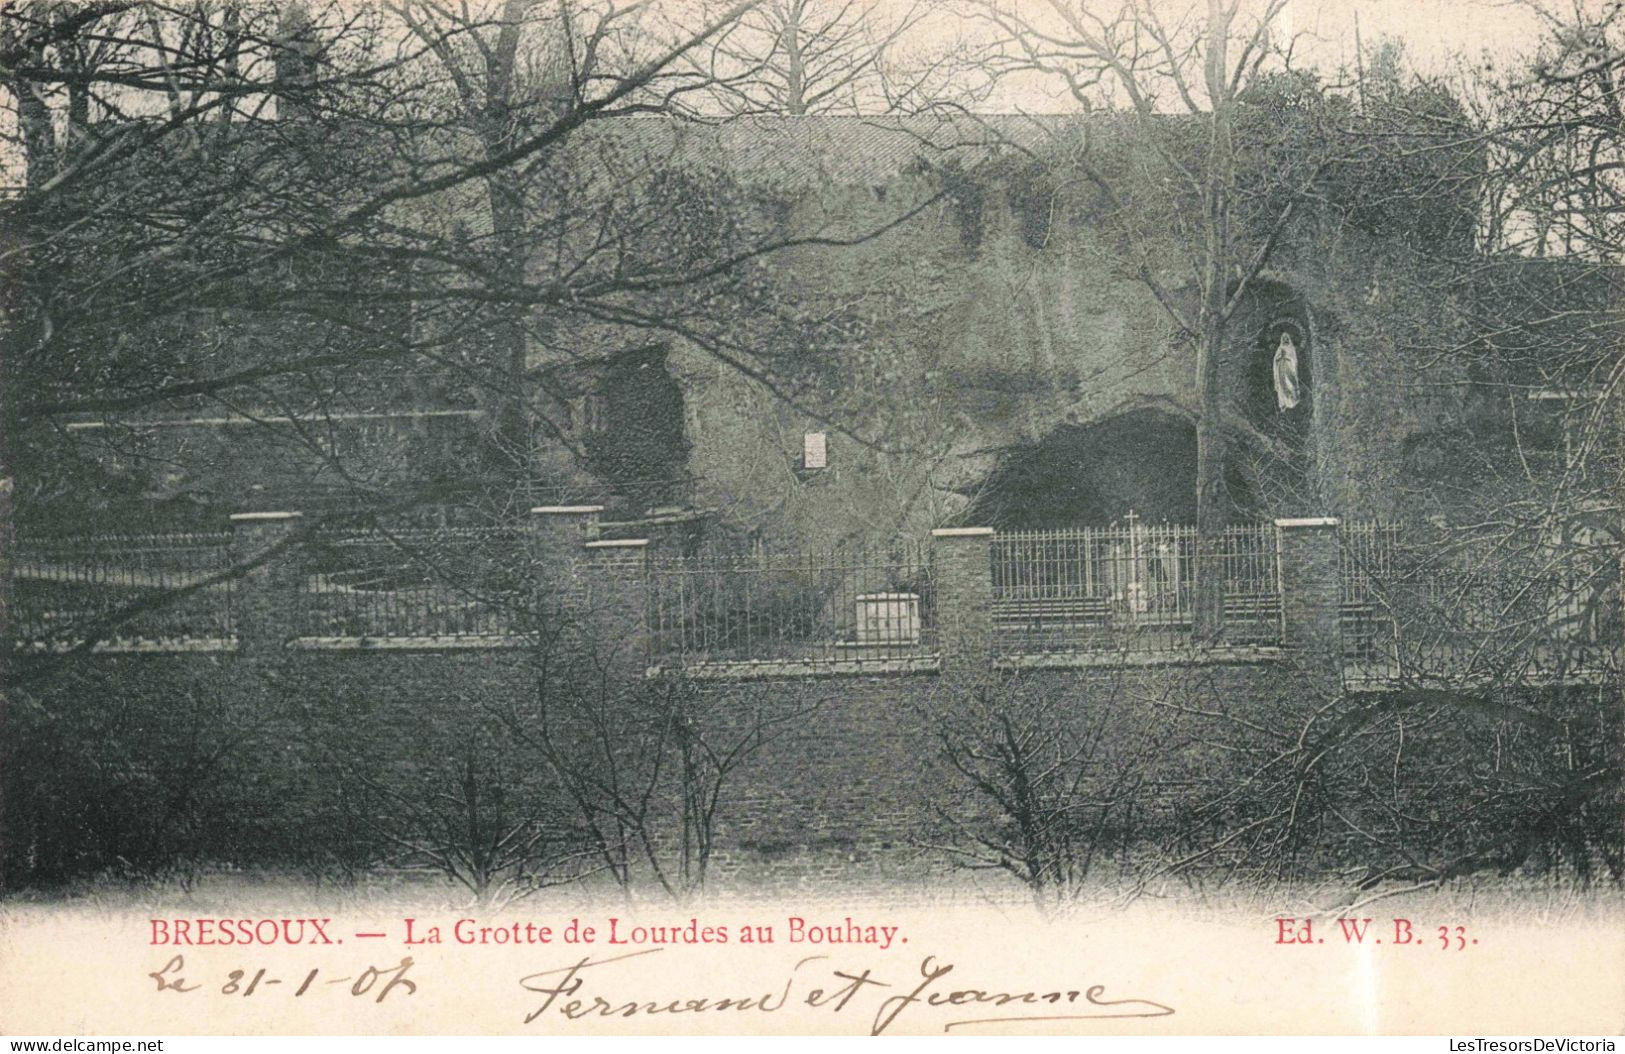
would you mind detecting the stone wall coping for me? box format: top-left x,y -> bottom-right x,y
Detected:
69,409 -> 483,431
1273,517 -> 1340,528
583,538 -> 649,548
931,527 -> 995,538
13,637 -> 240,654
229,511 -> 304,523
530,505 -> 605,515
996,646 -> 1283,670
291,635 -> 531,651
649,655 -> 942,681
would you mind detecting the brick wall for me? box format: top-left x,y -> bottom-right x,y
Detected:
6,641 -> 1318,892
4,508 -> 1356,892
1275,517 -> 1344,695
930,527 -> 993,675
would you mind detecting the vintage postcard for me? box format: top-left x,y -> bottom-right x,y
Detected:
1,0 -> 1621,1039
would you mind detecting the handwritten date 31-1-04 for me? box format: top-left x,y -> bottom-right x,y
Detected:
144,950 -> 1177,1034
1275,917 -> 1480,949
148,954 -> 417,1004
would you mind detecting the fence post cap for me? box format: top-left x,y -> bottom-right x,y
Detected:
1273,517 -> 1340,529
931,526 -> 995,538
228,511 -> 303,523
530,505 -> 605,515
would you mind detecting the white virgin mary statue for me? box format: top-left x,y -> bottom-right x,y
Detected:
1273,330 -> 1302,411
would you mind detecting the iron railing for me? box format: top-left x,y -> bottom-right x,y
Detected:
11,531 -> 236,644
1339,521 -> 1401,664
647,543 -> 935,667
1337,521 -> 1619,683
990,517 -> 1281,654
10,517 -> 1614,686
298,524 -> 530,639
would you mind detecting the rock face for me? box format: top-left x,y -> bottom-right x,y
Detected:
552,114 -> 1474,552
54,112 -> 1566,549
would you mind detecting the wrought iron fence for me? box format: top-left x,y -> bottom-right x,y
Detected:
1339,521 -> 1401,666
647,542 -> 935,667
298,524 -> 530,639
12,531 -> 236,644
1337,520 -> 1619,683
13,513 -> 1613,685
991,516 -> 1281,654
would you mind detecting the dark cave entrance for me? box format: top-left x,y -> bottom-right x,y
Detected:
965,410 -> 1256,529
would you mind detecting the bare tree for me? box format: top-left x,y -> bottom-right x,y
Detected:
345,730 -> 593,907
1,1 -> 945,636
1176,670 -> 1621,895
669,0 -> 984,115
489,631 -> 828,904
927,650 -> 1618,909
923,671 -> 1194,915
1368,11 -> 1621,699
935,3 -> 1491,635
959,0 -> 1310,636
2,0 -> 753,494
0,0 -> 925,893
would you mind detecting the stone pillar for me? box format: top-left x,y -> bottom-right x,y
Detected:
1275,517 -> 1343,690
228,511 -> 304,653
582,538 -> 651,679
932,527 -> 995,676
525,505 -> 602,625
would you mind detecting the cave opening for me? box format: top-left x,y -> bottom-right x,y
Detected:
965,410 -> 1256,529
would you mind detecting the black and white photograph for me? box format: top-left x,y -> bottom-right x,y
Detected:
0,0 -> 1620,1039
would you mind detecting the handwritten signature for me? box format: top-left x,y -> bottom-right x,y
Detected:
517,948 -> 1175,1035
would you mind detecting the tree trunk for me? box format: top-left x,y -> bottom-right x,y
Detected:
9,33 -> 56,190
482,0 -> 538,478
488,176 -> 532,469
783,2 -> 806,115
1617,351 -> 1624,740
1193,322 -> 1227,640
1193,0 -> 1235,641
